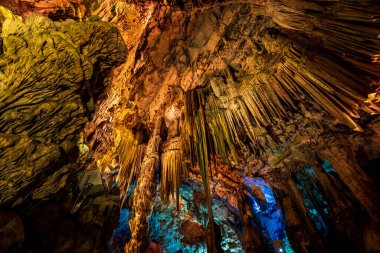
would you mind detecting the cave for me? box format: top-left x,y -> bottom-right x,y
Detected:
1,1 -> 380,253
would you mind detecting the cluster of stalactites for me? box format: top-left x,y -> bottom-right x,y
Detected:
179,31 -> 380,170
116,129 -> 146,206
160,136 -> 188,208
111,0 -> 380,208
268,0 -> 380,73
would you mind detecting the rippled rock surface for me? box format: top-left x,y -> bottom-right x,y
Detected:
0,11 -> 126,206
0,8 -> 127,252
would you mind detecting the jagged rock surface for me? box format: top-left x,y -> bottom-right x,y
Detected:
1,1 -> 380,253
0,9 -> 127,253
0,12 -> 126,206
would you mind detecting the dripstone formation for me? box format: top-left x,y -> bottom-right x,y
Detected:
0,1 -> 380,253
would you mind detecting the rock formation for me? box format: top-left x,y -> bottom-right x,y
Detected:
0,1 -> 380,253
0,6 -> 127,252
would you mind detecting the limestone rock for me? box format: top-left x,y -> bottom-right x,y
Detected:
0,11 -> 127,206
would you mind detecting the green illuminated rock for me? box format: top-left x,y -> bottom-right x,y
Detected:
0,9 -> 127,206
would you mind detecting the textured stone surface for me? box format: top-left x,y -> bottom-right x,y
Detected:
0,7 -> 127,253
0,11 -> 127,206
1,1 -> 380,252
1,0 -> 89,20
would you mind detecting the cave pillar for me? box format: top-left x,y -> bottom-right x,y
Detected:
125,117 -> 162,253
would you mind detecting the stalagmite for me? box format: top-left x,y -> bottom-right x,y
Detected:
125,115 -> 163,253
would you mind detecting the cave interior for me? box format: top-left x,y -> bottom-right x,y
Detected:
0,0 -> 380,253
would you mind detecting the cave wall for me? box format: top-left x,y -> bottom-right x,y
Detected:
0,8 -> 127,252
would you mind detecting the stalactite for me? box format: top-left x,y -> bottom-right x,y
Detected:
116,129 -> 146,206
179,26 -> 379,178
268,0 -> 380,76
182,89 -> 217,252
259,32 -> 379,131
160,136 -> 188,208
239,76 -> 287,127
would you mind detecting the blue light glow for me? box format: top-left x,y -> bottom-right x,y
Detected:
114,208 -> 131,239
148,180 -> 244,252
112,208 -> 131,251
244,177 -> 295,253
295,167 -> 329,237
322,160 -> 336,173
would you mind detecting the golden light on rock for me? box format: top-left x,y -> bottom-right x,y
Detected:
0,1 -> 380,253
